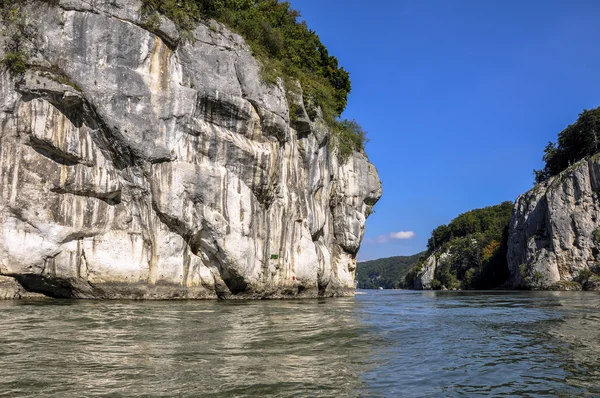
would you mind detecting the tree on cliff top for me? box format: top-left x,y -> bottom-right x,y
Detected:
534,107 -> 600,183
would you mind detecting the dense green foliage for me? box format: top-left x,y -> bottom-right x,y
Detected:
405,202 -> 513,290
534,107 -> 600,183
356,253 -> 424,289
427,201 -> 513,252
141,0 -> 366,161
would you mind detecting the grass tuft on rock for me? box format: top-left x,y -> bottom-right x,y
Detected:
1,51 -> 26,73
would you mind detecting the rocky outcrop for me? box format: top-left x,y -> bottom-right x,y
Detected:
411,252 -> 451,290
412,253 -> 437,290
0,1 -> 381,299
508,156 -> 600,290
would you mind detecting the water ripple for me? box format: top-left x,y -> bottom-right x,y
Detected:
1,291 -> 600,396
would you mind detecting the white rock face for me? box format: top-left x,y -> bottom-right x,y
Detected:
412,252 -> 450,290
413,253 -> 437,290
0,1 -> 381,299
508,157 -> 600,289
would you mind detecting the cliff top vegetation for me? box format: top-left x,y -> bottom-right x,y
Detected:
140,0 -> 366,159
534,107 -> 600,183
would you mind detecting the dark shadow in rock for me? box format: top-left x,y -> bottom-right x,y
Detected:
221,269 -> 249,295
49,187 -> 122,206
12,274 -> 74,298
28,136 -> 81,166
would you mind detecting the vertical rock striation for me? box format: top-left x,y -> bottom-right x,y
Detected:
508,156 -> 600,289
0,0 -> 381,299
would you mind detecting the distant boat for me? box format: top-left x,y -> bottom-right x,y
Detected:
378,287 -> 384,290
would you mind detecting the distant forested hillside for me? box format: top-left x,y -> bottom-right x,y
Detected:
405,201 -> 513,290
356,253 -> 424,289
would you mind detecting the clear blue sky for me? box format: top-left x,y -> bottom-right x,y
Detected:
289,0 -> 600,261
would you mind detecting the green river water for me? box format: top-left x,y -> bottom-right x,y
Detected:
1,290 -> 600,397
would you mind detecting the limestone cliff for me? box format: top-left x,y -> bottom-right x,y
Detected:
0,0 -> 381,299
508,156 -> 600,290
410,253 -> 437,290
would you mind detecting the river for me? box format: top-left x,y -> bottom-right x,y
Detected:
1,290 -> 599,397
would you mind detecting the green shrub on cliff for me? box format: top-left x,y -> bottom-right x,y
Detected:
1,0 -> 61,73
403,262 -> 423,288
0,0 -> 27,73
534,107 -> 600,183
0,51 -> 26,73
333,119 -> 368,162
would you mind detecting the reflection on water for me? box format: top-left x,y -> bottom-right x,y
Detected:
1,291 -> 600,397
0,299 -> 373,397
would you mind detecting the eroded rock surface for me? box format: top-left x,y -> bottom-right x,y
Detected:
508,157 -> 600,289
0,0 -> 381,299
412,253 -> 437,290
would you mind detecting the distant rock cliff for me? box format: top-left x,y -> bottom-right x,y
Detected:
508,156 -> 600,290
0,0 -> 381,299
410,253 -> 438,290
